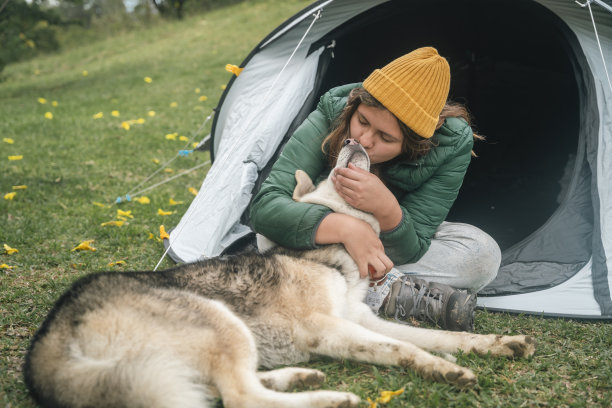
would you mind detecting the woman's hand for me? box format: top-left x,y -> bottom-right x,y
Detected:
315,213 -> 393,279
332,163 -> 402,231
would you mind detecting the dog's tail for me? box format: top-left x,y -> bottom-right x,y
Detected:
25,341 -> 212,408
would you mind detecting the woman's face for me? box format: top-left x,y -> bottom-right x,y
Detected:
348,104 -> 404,164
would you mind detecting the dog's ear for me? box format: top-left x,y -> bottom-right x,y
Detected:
293,170 -> 315,201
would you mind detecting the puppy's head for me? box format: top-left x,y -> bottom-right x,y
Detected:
333,138 -> 370,175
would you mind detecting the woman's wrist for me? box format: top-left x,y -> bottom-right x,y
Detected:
315,213 -> 349,245
374,196 -> 402,231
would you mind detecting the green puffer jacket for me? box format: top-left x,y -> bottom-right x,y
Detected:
249,83 -> 474,264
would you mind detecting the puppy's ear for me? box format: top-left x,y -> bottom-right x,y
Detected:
293,170 -> 315,201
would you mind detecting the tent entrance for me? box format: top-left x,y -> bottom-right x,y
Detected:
302,0 -> 583,251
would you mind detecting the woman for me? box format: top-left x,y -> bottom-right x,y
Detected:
250,47 -> 501,331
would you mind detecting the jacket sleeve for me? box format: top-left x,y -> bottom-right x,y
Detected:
381,124 -> 474,265
249,97 -> 336,249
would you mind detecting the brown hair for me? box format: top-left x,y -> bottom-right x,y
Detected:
322,87 -> 483,170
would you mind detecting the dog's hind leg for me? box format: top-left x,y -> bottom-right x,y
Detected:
257,367 -> 326,391
198,301 -> 359,408
350,302 -> 535,358
220,369 -> 360,408
298,312 -> 477,388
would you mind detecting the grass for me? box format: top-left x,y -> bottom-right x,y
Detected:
0,0 -> 610,406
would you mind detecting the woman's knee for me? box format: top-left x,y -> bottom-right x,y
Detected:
437,222 -> 501,290
462,225 -> 501,289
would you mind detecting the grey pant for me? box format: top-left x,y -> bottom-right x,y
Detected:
393,221 -> 501,292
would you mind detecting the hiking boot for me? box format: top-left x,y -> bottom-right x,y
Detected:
382,276 -> 476,332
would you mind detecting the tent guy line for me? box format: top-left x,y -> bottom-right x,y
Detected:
112,110 -> 215,206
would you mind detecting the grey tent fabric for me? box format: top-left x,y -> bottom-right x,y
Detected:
168,0 -> 612,319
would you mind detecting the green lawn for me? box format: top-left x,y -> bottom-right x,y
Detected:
1,0 -> 610,407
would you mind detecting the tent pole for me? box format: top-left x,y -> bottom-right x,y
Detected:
576,0 -> 612,14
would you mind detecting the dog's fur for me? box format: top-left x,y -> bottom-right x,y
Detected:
24,141 -> 535,408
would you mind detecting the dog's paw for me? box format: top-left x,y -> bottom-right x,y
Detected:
258,367 -> 326,391
432,366 -> 477,389
288,368 -> 326,389
321,391 -> 361,408
493,335 -> 536,358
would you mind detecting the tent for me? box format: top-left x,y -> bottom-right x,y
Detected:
167,0 -> 612,319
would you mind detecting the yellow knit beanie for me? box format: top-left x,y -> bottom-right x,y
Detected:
363,47 -> 450,139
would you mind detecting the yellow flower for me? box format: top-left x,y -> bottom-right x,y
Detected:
3,138 -> 14,144
221,84 -> 227,90
159,225 -> 170,240
71,240 -> 96,252
195,88 -> 201,93
0,264 -> 15,269
82,70 -> 88,76
179,136 -> 189,142
4,192 -> 16,200
366,398 -> 377,408
198,95 -> 208,102
188,187 -> 198,196
148,110 -> 156,117
92,112 -> 104,119
170,102 -> 178,108
4,244 -> 18,255
135,196 -> 150,204
92,201 -> 110,208
169,198 -> 183,206
378,388 -> 404,404
117,209 -> 134,219
157,208 -> 174,216
164,168 -> 174,173
144,77 -> 153,83
100,220 -> 125,227
108,260 -> 126,267
192,142 -> 198,149
121,121 -> 130,130
8,155 -> 23,161
148,232 -> 156,240
38,97 -> 47,104
111,110 -> 120,117
44,112 -> 53,120
12,185 -> 27,190
152,158 -> 160,164
136,118 -> 145,124
225,64 -> 244,76
165,133 -> 177,141
52,101 -> 58,107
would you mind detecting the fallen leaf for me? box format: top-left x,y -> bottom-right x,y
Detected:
159,225 -> 170,240
100,220 -> 125,227
71,240 -> 96,252
3,244 -> 18,255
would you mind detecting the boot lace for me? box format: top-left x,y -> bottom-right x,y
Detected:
394,276 -> 443,324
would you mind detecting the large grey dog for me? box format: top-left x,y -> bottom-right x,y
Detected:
24,140 -> 535,408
